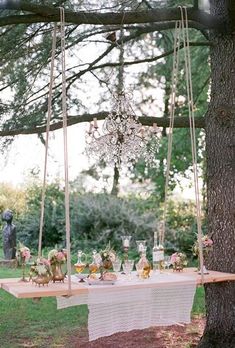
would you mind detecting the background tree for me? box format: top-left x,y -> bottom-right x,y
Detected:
17,181 -> 65,249
131,21 -> 209,200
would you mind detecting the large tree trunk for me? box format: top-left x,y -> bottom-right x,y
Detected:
198,1 -> 235,347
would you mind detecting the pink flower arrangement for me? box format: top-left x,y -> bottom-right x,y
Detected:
48,249 -> 67,265
21,249 -> 31,260
56,251 -> 66,261
193,235 -> 213,256
170,252 -> 187,271
17,242 -> 31,263
170,253 -> 178,264
30,257 -> 52,277
202,236 -> 213,247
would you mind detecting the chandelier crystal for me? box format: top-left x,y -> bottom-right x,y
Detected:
85,90 -> 161,168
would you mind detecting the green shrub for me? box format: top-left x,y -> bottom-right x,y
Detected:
164,200 -> 206,258
70,193 -> 159,252
1,180 -> 204,260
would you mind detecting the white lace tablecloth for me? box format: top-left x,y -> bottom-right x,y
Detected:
57,272 -> 196,341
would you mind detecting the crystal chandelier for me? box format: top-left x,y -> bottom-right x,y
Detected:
85,90 -> 161,168
85,27 -> 160,168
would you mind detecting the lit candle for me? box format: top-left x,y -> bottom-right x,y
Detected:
123,238 -> 129,247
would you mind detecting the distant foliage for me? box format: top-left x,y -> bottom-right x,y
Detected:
17,181 -> 65,250
0,183 -> 27,248
70,193 -> 159,251
1,180 -> 203,257
0,183 -> 26,220
15,182 -> 159,252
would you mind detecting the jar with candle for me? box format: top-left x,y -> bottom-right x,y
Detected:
136,240 -> 146,254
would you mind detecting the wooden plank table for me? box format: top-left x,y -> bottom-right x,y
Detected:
1,268 -> 235,299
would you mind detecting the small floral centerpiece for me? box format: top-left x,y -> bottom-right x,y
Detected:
48,249 -> 67,282
100,243 -> 116,269
170,252 -> 187,272
16,241 -> 31,281
48,249 -> 67,265
193,235 -> 213,257
99,243 -> 116,279
29,258 -> 52,286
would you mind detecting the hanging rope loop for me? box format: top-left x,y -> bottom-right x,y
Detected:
59,6 -> 72,296
179,6 -> 205,283
161,20 -> 181,245
38,24 -> 57,258
39,7 -> 72,296
161,7 -> 205,283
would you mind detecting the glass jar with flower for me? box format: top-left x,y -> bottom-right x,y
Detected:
193,235 -> 213,273
29,258 -> 51,286
48,249 -> 67,282
170,252 -> 187,272
16,241 -> 31,282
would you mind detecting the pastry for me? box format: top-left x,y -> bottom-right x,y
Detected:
103,272 -> 117,281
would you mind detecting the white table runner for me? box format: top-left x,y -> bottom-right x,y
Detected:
57,273 -> 196,341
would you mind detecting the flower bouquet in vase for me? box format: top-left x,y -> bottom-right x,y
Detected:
193,235 -> 213,274
170,252 -> 187,272
48,249 -> 67,282
16,242 -> 31,282
29,258 -> 52,286
99,243 -> 116,280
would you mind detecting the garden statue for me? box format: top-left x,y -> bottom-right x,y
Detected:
2,209 -> 16,260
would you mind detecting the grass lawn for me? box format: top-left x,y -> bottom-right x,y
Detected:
0,267 -> 205,348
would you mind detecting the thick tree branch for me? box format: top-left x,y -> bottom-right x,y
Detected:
0,113 -> 205,137
12,39 -> 210,109
0,1 -> 225,31
90,41 -> 211,71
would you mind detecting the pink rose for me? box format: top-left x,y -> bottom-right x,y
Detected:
40,258 -> 50,266
170,253 -> 177,264
203,238 -> 213,247
22,249 -> 30,261
56,251 -> 66,261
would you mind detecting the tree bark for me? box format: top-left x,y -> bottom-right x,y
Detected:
198,1 -> 235,347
